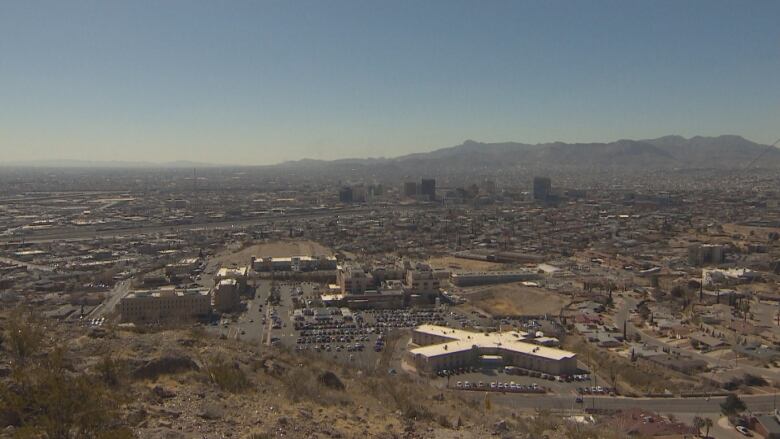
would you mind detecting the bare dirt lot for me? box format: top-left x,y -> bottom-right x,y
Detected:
214,240 -> 333,266
461,283 -> 567,316
428,256 -> 508,272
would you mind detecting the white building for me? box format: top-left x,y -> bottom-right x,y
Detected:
407,324 -> 577,376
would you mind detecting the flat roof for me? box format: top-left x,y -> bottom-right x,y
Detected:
125,288 -> 210,299
217,267 -> 248,277
411,325 -> 575,361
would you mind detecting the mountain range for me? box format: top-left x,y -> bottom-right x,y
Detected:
4,135 -> 778,172
277,135 -> 780,175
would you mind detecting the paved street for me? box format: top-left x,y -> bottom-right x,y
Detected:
88,280 -> 131,319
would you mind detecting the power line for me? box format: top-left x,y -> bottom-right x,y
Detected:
743,138 -> 780,170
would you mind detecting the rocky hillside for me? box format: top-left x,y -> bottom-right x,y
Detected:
0,310 -> 625,439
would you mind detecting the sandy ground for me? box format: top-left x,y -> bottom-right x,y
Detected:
461,283 -> 567,316
428,256 -> 508,272
214,240 -> 333,266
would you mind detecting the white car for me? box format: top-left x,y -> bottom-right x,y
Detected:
735,425 -> 752,436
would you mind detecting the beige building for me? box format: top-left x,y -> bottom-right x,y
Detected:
337,264 -> 372,294
213,278 -> 240,313
402,262 -> 440,304
450,270 -> 539,287
119,287 -> 211,324
215,266 -> 248,291
164,257 -> 200,277
407,325 -> 577,376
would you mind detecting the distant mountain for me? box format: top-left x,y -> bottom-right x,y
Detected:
0,159 -> 218,168
4,135 -> 777,173
276,135 -> 780,175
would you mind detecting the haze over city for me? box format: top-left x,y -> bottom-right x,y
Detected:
2,0 -> 780,165
3,2 -> 780,439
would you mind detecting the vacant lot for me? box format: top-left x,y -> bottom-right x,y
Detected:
215,240 -> 333,266
428,256 -> 508,272
462,283 -> 566,316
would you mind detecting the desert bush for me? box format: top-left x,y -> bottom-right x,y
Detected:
204,355 -> 250,393
4,310 -> 45,362
0,348 -> 129,438
95,353 -> 127,388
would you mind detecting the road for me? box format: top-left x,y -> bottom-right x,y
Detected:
0,207 -> 423,244
466,392 -> 779,414
88,280 -> 131,319
0,256 -> 53,272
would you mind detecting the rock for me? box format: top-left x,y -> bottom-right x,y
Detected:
152,385 -> 176,399
132,354 -> 199,380
299,409 -> 313,419
198,402 -> 224,420
126,408 -> 148,426
494,420 -> 508,432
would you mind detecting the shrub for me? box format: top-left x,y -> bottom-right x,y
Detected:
205,356 -> 250,393
0,349 -> 128,438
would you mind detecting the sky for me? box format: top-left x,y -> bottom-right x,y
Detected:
1,0 -> 779,165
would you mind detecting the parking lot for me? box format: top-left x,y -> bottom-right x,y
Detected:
206,280 -> 584,388
207,280 -> 507,369
432,366 -> 597,397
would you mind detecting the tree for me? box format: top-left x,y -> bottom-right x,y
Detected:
703,417 -> 713,438
721,393 -> 746,416
5,310 -> 45,362
0,348 -> 130,438
692,416 -> 704,436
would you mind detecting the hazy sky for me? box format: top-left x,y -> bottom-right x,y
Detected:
2,1 -> 779,165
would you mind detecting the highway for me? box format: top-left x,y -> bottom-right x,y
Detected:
0,207 -> 423,244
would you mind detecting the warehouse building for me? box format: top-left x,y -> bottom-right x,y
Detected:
407,325 -> 577,376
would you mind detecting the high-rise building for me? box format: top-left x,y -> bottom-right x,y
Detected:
420,178 -> 436,201
338,186 -> 353,203
352,185 -> 368,203
533,177 -> 551,201
403,181 -> 418,198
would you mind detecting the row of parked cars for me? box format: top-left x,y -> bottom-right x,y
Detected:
297,335 -> 371,344
455,381 -> 545,394
83,317 -> 105,327
577,386 -> 615,395
369,309 -> 448,328
300,327 -> 372,337
436,367 -> 479,377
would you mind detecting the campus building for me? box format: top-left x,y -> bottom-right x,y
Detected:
407,324 -> 577,376
337,264 -> 373,294
252,255 -> 337,272
450,270 -> 540,287
119,287 -> 211,324
213,278 -> 240,313
215,266 -> 249,291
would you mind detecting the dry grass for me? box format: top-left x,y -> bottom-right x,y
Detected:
563,335 -> 711,396
428,256 -> 508,272
463,284 -> 566,316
